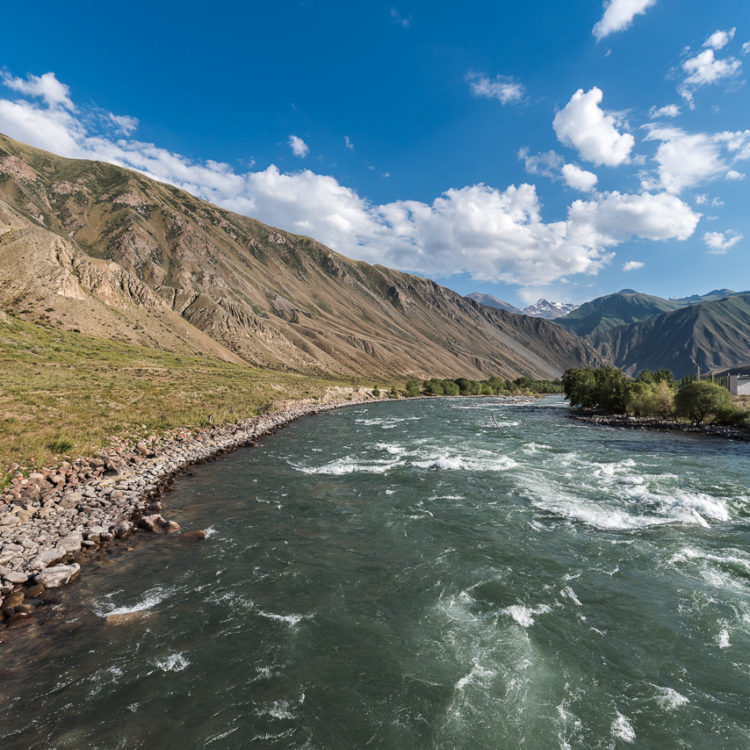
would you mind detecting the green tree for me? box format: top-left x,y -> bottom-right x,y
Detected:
674,380 -> 732,424
405,379 -> 421,397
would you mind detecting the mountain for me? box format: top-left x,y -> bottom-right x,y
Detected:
465,294 -> 577,319
0,133 -> 605,380
672,289 -> 737,305
522,299 -> 579,319
557,290 -> 682,338
465,293 -> 520,314
591,294 -> 750,377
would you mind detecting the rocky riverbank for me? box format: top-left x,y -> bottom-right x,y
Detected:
0,390 -> 382,627
569,412 -> 750,441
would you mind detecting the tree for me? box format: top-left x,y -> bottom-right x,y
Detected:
372,385 -> 380,397
405,380 -> 421,397
674,380 -> 732,424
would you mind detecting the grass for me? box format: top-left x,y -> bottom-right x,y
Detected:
0,314 -> 354,476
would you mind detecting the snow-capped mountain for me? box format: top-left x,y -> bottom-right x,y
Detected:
521,299 -> 579,319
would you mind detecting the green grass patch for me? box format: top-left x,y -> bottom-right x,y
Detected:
0,314 -> 353,472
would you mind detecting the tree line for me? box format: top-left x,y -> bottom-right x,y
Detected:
376,376 -> 564,399
562,367 -> 750,427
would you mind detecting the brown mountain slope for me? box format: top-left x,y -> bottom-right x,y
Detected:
0,133 -> 605,378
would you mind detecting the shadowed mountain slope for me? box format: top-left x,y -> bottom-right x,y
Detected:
591,294 -> 750,377
0,134 -> 604,379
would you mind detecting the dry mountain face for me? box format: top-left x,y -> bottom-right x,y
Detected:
0,134 -> 604,379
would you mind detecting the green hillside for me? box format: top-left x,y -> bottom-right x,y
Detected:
591,294 -> 750,377
556,290 -> 682,338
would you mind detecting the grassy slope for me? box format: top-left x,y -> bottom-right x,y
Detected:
556,291 -> 682,338
0,313 -> 354,477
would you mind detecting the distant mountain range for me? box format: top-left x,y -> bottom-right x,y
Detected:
555,289 -> 750,377
466,293 -> 578,319
0,133 -> 604,381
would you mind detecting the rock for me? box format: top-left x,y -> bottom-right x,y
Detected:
24,583 -> 45,598
180,530 -> 207,541
0,514 -> 19,526
3,571 -> 28,585
113,521 -> 133,539
162,520 -> 181,534
3,591 -> 24,608
104,610 -> 153,625
35,563 -> 81,588
137,514 -> 179,534
5,603 -> 33,624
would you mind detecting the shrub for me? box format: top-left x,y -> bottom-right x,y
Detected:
675,380 -> 733,424
46,437 -> 74,454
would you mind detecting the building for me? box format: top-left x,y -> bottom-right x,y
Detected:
729,374 -> 750,396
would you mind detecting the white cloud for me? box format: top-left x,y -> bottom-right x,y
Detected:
623,260 -> 644,270
593,0 -> 658,40
726,168 -> 745,180
1,71 -> 74,110
678,31 -> 742,106
288,134 -> 309,158
705,28 -> 735,51
0,70 -> 702,288
107,112 -> 139,135
518,148 -> 563,179
644,125 -> 750,192
704,230 -> 742,254
562,163 -> 598,192
468,73 -> 525,104
553,87 -> 634,166
649,104 -> 680,118
344,135 -> 354,150
744,41 -> 750,55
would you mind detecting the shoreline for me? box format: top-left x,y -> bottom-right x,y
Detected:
1,392 -> 538,628
569,412 -> 750,442
0,392 -> 384,627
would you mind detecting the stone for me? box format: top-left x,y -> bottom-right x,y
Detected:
180,529 -> 207,541
3,591 -> 24,608
24,583 -> 45,598
35,563 -> 81,589
3,571 -> 28,585
105,610 -> 153,625
113,521 -> 133,539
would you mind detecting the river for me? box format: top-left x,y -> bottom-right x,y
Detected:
1,396 -> 749,748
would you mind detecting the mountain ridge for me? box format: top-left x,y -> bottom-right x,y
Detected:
0,133 -> 605,380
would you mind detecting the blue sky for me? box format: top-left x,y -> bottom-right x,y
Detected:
1,0 -> 749,306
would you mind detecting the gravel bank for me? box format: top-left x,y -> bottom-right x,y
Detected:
0,393 -> 380,626
569,412 -> 750,442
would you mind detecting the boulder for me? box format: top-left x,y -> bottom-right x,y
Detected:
35,563 -> 81,589
138,514 -> 180,534
3,571 -> 28,585
180,529 -> 207,541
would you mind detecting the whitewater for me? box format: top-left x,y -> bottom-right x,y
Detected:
1,396 -> 748,748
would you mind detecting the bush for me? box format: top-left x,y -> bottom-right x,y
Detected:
405,380 -> 421,397
675,380 -> 733,424
372,385 -> 380,397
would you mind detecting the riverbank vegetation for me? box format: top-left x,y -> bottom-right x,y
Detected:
562,367 -> 750,427
407,376 -> 563,398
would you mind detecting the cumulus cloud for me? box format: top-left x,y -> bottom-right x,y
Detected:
562,163 -> 598,192
553,87 -> 634,167
593,0 -> 658,40
344,135 -> 354,150
705,28 -> 735,51
704,230 -> 742,254
0,70 -> 702,287
623,260 -> 644,270
468,73 -> 525,104
678,30 -> 742,106
644,125 -> 750,192
649,104 -> 680,118
725,168 -> 744,180
288,135 -> 309,157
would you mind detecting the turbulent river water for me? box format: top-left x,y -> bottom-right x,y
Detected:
2,396 -> 750,748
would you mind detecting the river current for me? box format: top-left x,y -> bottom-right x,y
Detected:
1,397 -> 749,748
